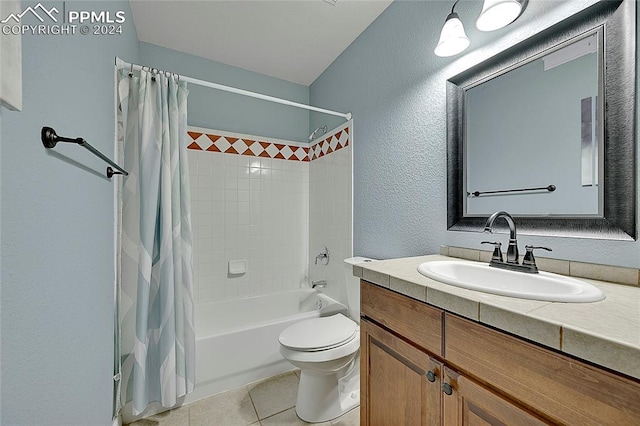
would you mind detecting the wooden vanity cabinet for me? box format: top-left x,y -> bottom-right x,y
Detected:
361,319 -> 442,425
360,280 -> 640,426
442,367 -> 549,426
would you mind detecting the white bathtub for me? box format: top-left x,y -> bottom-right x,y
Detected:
184,289 -> 348,404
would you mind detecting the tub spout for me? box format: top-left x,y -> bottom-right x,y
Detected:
312,280 -> 327,289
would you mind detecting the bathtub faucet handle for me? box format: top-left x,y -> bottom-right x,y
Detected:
315,246 -> 330,265
312,280 -> 327,289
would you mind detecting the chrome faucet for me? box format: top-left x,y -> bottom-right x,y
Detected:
484,211 -> 519,264
482,211 -> 552,274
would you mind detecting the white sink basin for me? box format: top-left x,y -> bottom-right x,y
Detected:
417,260 -> 605,303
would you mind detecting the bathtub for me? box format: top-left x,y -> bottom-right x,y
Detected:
183,289 -> 348,404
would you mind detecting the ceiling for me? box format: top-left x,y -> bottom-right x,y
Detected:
129,0 -> 394,86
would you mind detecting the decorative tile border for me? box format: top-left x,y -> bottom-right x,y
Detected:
186,125 -> 350,162
308,129 -> 349,161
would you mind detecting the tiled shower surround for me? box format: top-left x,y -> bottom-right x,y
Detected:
186,123 -> 352,303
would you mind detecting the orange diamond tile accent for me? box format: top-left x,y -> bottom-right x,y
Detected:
188,126 -> 348,163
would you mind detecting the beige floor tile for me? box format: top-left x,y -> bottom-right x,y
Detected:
332,407 -> 359,426
248,372 -> 299,420
127,406 -> 189,426
260,408 -> 331,426
189,386 -> 258,426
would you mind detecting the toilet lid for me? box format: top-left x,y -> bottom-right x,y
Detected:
279,313 -> 358,351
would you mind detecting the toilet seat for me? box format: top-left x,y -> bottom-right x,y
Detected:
279,314 -> 358,352
278,311 -> 362,423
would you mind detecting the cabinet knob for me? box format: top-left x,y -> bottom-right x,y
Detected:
442,382 -> 453,395
426,371 -> 436,382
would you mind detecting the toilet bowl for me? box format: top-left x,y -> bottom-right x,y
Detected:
278,256 -> 376,423
279,313 -> 360,423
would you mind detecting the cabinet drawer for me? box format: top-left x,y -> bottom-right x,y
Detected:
361,280 -> 443,356
445,314 -> 640,425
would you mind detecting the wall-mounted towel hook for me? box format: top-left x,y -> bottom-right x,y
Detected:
41,127 -> 128,179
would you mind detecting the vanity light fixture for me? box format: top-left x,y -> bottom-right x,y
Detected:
434,0 -> 470,57
435,0 -> 525,57
476,0 -> 523,32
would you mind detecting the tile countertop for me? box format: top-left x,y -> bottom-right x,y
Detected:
354,254 -> 640,381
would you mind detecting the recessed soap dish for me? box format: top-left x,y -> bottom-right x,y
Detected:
228,260 -> 248,275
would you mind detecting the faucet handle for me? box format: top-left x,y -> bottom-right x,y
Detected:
522,245 -> 552,270
481,241 -> 503,263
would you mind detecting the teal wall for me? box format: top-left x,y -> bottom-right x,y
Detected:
140,42 -> 310,142
310,1 -> 640,268
0,1 -> 139,424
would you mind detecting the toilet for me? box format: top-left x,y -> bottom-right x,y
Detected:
278,257 -> 376,423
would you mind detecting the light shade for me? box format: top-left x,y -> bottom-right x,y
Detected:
434,12 -> 470,57
476,0 -> 522,32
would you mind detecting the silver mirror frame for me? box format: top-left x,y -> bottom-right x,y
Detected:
447,0 -> 637,241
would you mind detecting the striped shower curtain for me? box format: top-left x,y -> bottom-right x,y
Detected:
116,66 -> 195,416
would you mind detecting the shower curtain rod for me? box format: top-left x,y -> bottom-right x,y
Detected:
115,58 -> 352,121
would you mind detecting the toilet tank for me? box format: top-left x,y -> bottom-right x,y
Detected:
343,257 -> 377,323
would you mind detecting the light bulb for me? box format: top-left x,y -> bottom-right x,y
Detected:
476,0 -> 522,32
434,12 -> 471,57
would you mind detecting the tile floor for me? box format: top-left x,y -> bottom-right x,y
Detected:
127,371 -> 360,426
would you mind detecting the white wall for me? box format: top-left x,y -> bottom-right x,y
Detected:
308,123 -> 353,307
188,122 -> 353,306
188,127 -> 309,302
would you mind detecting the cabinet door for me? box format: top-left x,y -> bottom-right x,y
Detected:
442,367 -> 550,426
361,319 -> 442,426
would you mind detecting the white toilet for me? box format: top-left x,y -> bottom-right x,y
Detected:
278,257 -> 375,423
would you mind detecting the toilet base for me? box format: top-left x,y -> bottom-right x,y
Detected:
295,360 -> 360,423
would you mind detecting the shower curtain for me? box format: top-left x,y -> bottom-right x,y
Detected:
116,66 -> 195,416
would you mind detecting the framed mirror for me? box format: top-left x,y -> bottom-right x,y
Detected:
447,0 -> 636,241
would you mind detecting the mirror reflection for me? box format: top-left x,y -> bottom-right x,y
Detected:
465,33 -> 602,217
446,0 -> 636,240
